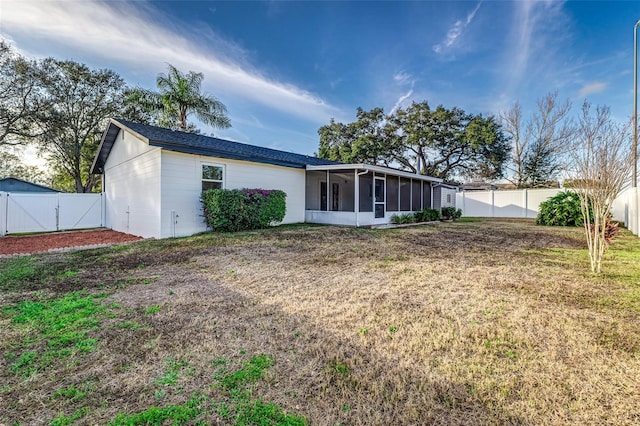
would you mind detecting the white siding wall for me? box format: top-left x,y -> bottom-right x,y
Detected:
441,187 -> 457,209
159,151 -> 306,239
104,129 -> 162,238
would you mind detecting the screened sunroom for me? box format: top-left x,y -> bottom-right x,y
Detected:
304,164 -> 443,227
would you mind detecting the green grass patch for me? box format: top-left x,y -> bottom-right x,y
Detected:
233,398 -> 307,426
116,321 -> 140,331
155,358 -> 192,387
211,353 -> 306,425
4,291 -> 107,376
0,254 -> 91,293
0,256 -> 36,290
53,381 -> 95,401
50,407 -> 90,426
109,393 -> 208,426
144,304 -> 161,315
112,353 -> 305,425
219,354 -> 274,391
458,217 -> 481,223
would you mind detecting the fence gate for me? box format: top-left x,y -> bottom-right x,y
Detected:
0,192 -> 104,236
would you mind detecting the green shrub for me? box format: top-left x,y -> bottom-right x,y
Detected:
244,189 -> 287,229
536,191 -> 585,226
414,209 -> 441,222
201,188 -> 286,232
390,213 -> 415,225
441,207 -> 462,220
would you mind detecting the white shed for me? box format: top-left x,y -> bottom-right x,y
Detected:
432,183 -> 459,211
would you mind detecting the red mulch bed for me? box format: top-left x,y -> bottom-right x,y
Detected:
0,229 -> 142,255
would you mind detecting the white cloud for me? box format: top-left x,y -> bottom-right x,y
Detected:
0,0 -> 339,124
501,0 -> 569,95
389,88 -> 414,115
432,3 -> 481,54
393,71 -> 412,84
578,81 -> 608,97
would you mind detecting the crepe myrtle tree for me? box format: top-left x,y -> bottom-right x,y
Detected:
570,102 -> 633,274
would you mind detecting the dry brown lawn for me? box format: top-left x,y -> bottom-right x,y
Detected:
1,218 -> 639,425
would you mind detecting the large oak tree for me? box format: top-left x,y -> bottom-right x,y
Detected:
318,102 -> 511,181
32,59 -> 136,193
0,41 -> 46,146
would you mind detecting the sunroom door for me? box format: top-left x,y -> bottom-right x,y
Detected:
374,177 -> 385,223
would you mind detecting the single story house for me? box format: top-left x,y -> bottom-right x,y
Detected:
0,177 -> 61,193
91,119 -> 447,239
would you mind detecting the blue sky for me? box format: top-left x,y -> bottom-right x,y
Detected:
1,0 -> 639,160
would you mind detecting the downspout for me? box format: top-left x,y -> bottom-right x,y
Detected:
355,169 -> 368,227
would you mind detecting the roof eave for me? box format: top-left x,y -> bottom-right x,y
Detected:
305,163 -> 443,182
91,119 -> 152,174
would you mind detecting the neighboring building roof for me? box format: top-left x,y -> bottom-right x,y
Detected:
0,177 -> 61,193
460,182 -> 498,191
433,181 -> 460,190
91,119 -> 339,174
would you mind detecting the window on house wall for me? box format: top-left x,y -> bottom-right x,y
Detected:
202,164 -> 223,190
446,193 -> 452,204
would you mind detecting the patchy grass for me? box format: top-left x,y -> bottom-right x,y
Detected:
1,219 -> 639,425
3,291 -> 108,377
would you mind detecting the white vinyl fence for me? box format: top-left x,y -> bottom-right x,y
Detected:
611,187 -> 640,237
0,192 -> 104,236
456,188 -> 563,219
457,187 -> 640,237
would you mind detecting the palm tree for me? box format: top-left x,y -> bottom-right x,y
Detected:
127,64 -> 231,133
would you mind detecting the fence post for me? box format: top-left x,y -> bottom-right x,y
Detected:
491,190 -> 495,217
462,191 -> 466,216
101,192 -> 105,227
524,189 -> 529,218
0,192 -> 7,237
632,188 -> 640,236
55,193 -> 60,231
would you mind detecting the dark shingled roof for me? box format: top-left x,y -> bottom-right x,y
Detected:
91,119 -> 339,174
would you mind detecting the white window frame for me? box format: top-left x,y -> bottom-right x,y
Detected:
201,163 -> 225,191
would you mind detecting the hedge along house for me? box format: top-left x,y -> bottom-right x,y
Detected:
91,119 -> 444,239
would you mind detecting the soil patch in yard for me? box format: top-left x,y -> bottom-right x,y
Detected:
0,229 -> 142,255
